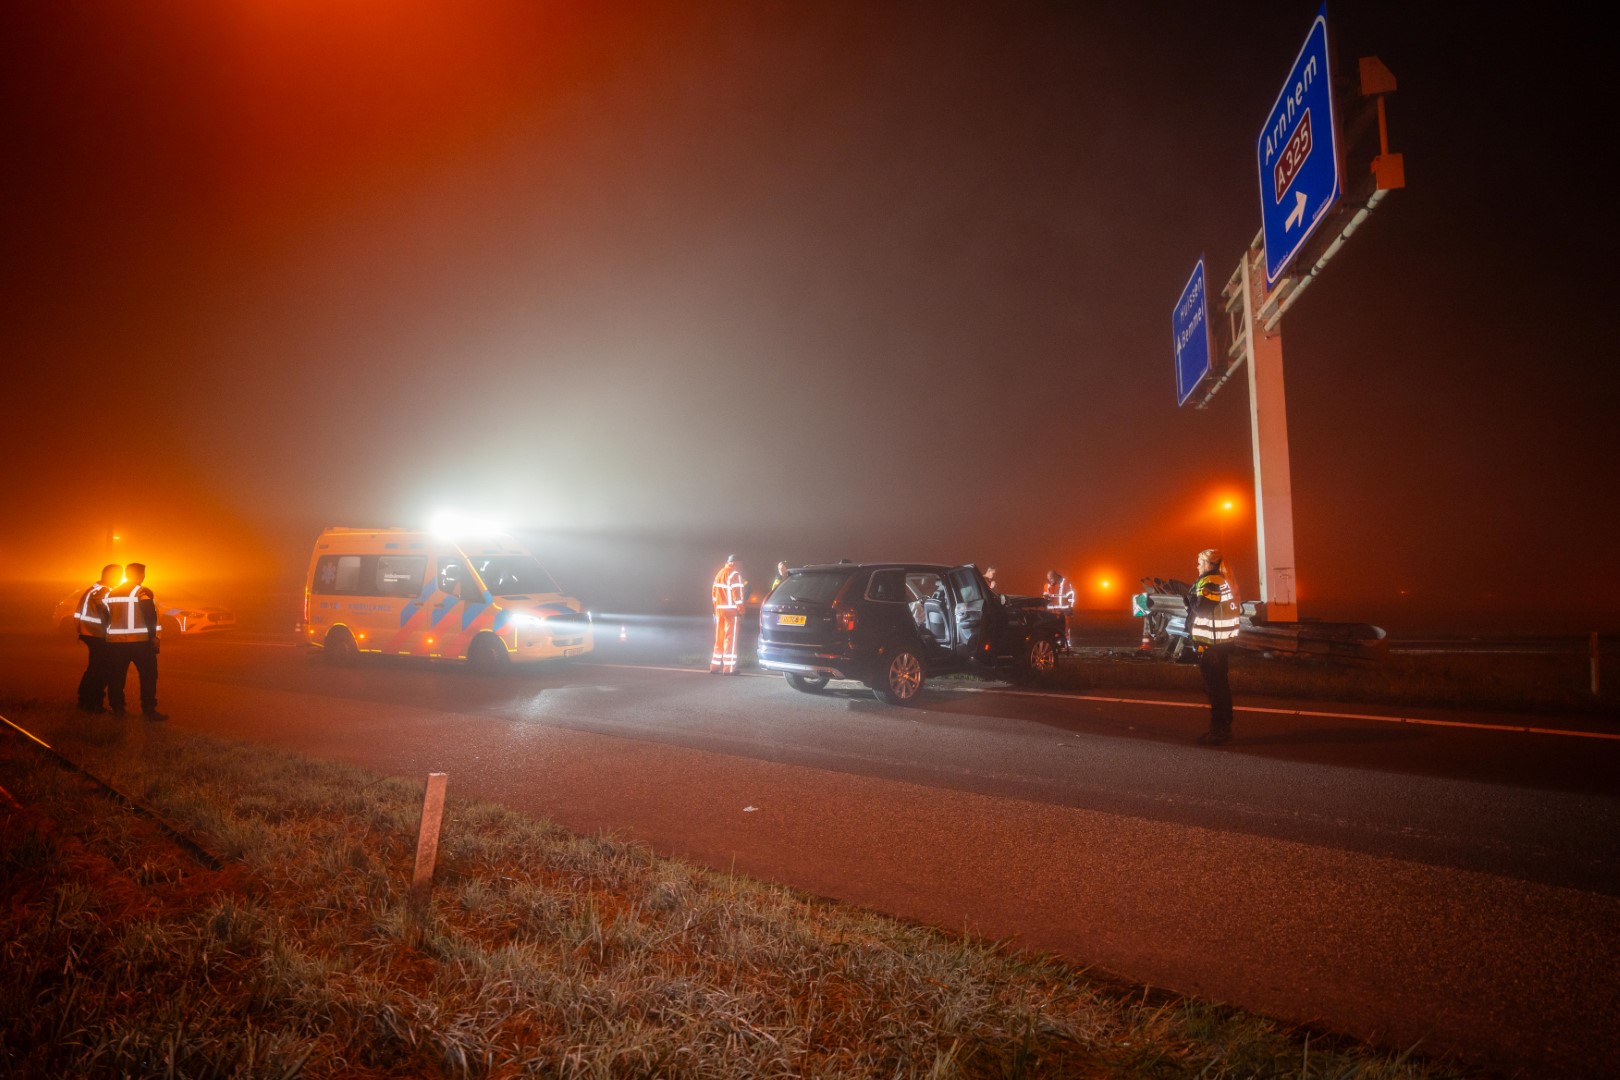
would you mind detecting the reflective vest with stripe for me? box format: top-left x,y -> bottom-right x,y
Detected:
1189,573 -> 1240,645
105,581 -> 160,643
1044,577 -> 1075,613
712,567 -> 744,612
74,583 -> 110,639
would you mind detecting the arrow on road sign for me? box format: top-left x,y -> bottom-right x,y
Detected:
1285,190 -> 1307,231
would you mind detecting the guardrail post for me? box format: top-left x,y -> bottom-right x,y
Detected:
405,772 -> 448,948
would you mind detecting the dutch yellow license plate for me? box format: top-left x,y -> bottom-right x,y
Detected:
777,614 -> 807,626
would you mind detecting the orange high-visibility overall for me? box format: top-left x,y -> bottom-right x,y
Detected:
710,563 -> 745,673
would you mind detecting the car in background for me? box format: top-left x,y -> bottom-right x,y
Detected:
52,588 -> 237,638
757,562 -> 1065,705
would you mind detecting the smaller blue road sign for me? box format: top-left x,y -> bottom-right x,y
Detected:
1173,258 -> 1212,407
1257,5 -> 1341,288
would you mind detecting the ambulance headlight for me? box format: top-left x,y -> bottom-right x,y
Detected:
510,614 -> 545,628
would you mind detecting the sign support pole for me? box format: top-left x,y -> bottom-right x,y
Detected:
1239,239 -> 1298,622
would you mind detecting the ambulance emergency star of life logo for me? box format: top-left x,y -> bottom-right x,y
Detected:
320,562 -> 337,587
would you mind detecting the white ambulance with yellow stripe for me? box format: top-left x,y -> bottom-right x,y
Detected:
300,528 -> 592,671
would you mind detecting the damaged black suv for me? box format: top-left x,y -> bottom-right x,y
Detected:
757,562 -> 1065,705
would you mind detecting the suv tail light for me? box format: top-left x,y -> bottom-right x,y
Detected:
836,607 -> 858,632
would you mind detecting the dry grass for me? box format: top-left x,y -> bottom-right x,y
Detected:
1,712 -> 1483,1079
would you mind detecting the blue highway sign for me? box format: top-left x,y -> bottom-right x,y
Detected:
1257,5 -> 1341,288
1173,257 -> 1212,407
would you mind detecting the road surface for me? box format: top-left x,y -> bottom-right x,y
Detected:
3,629 -> 1617,1076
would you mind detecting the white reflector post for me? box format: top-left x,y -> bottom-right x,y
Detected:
406,772 -> 449,947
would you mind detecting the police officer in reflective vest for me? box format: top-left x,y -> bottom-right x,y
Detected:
73,563 -> 121,712
105,562 -> 167,720
710,555 -> 745,674
1043,570 -> 1076,649
1188,547 -> 1241,744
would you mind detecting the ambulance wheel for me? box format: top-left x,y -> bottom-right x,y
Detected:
785,673 -> 829,693
467,634 -> 510,675
323,627 -> 360,665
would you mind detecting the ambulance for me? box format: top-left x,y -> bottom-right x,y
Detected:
300,528 -> 592,671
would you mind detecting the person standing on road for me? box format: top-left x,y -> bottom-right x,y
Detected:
771,561 -> 789,594
983,566 -> 1000,594
710,555 -> 746,674
73,563 -> 121,712
1043,570 -> 1075,649
1188,547 -> 1241,745
105,562 -> 167,720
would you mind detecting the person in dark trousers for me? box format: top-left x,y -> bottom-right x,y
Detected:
104,562 -> 167,720
1188,548 -> 1241,744
73,563 -> 121,712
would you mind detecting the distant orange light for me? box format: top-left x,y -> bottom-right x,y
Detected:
1099,579 -> 1112,590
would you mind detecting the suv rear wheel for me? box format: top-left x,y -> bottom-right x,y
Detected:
785,673 -> 829,693
871,647 -> 924,706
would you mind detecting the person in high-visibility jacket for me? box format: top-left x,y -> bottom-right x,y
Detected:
1043,570 -> 1076,649
73,563 -> 122,712
710,555 -> 746,674
105,562 -> 167,720
1187,547 -> 1241,744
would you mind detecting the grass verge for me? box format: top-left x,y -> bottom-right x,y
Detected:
2,708 -> 1484,1078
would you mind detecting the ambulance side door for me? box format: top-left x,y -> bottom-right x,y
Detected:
424,551 -> 470,657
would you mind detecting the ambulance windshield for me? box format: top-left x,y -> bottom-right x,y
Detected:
466,556 -> 562,597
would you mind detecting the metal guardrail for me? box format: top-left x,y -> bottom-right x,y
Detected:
0,711 -> 223,869
1132,578 -> 1388,663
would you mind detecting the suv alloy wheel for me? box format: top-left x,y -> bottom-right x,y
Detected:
872,647 -> 924,705
1024,637 -> 1058,677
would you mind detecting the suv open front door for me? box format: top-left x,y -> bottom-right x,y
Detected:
946,565 -> 999,660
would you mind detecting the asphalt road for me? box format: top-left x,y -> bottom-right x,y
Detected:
4,629 -> 1618,1077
